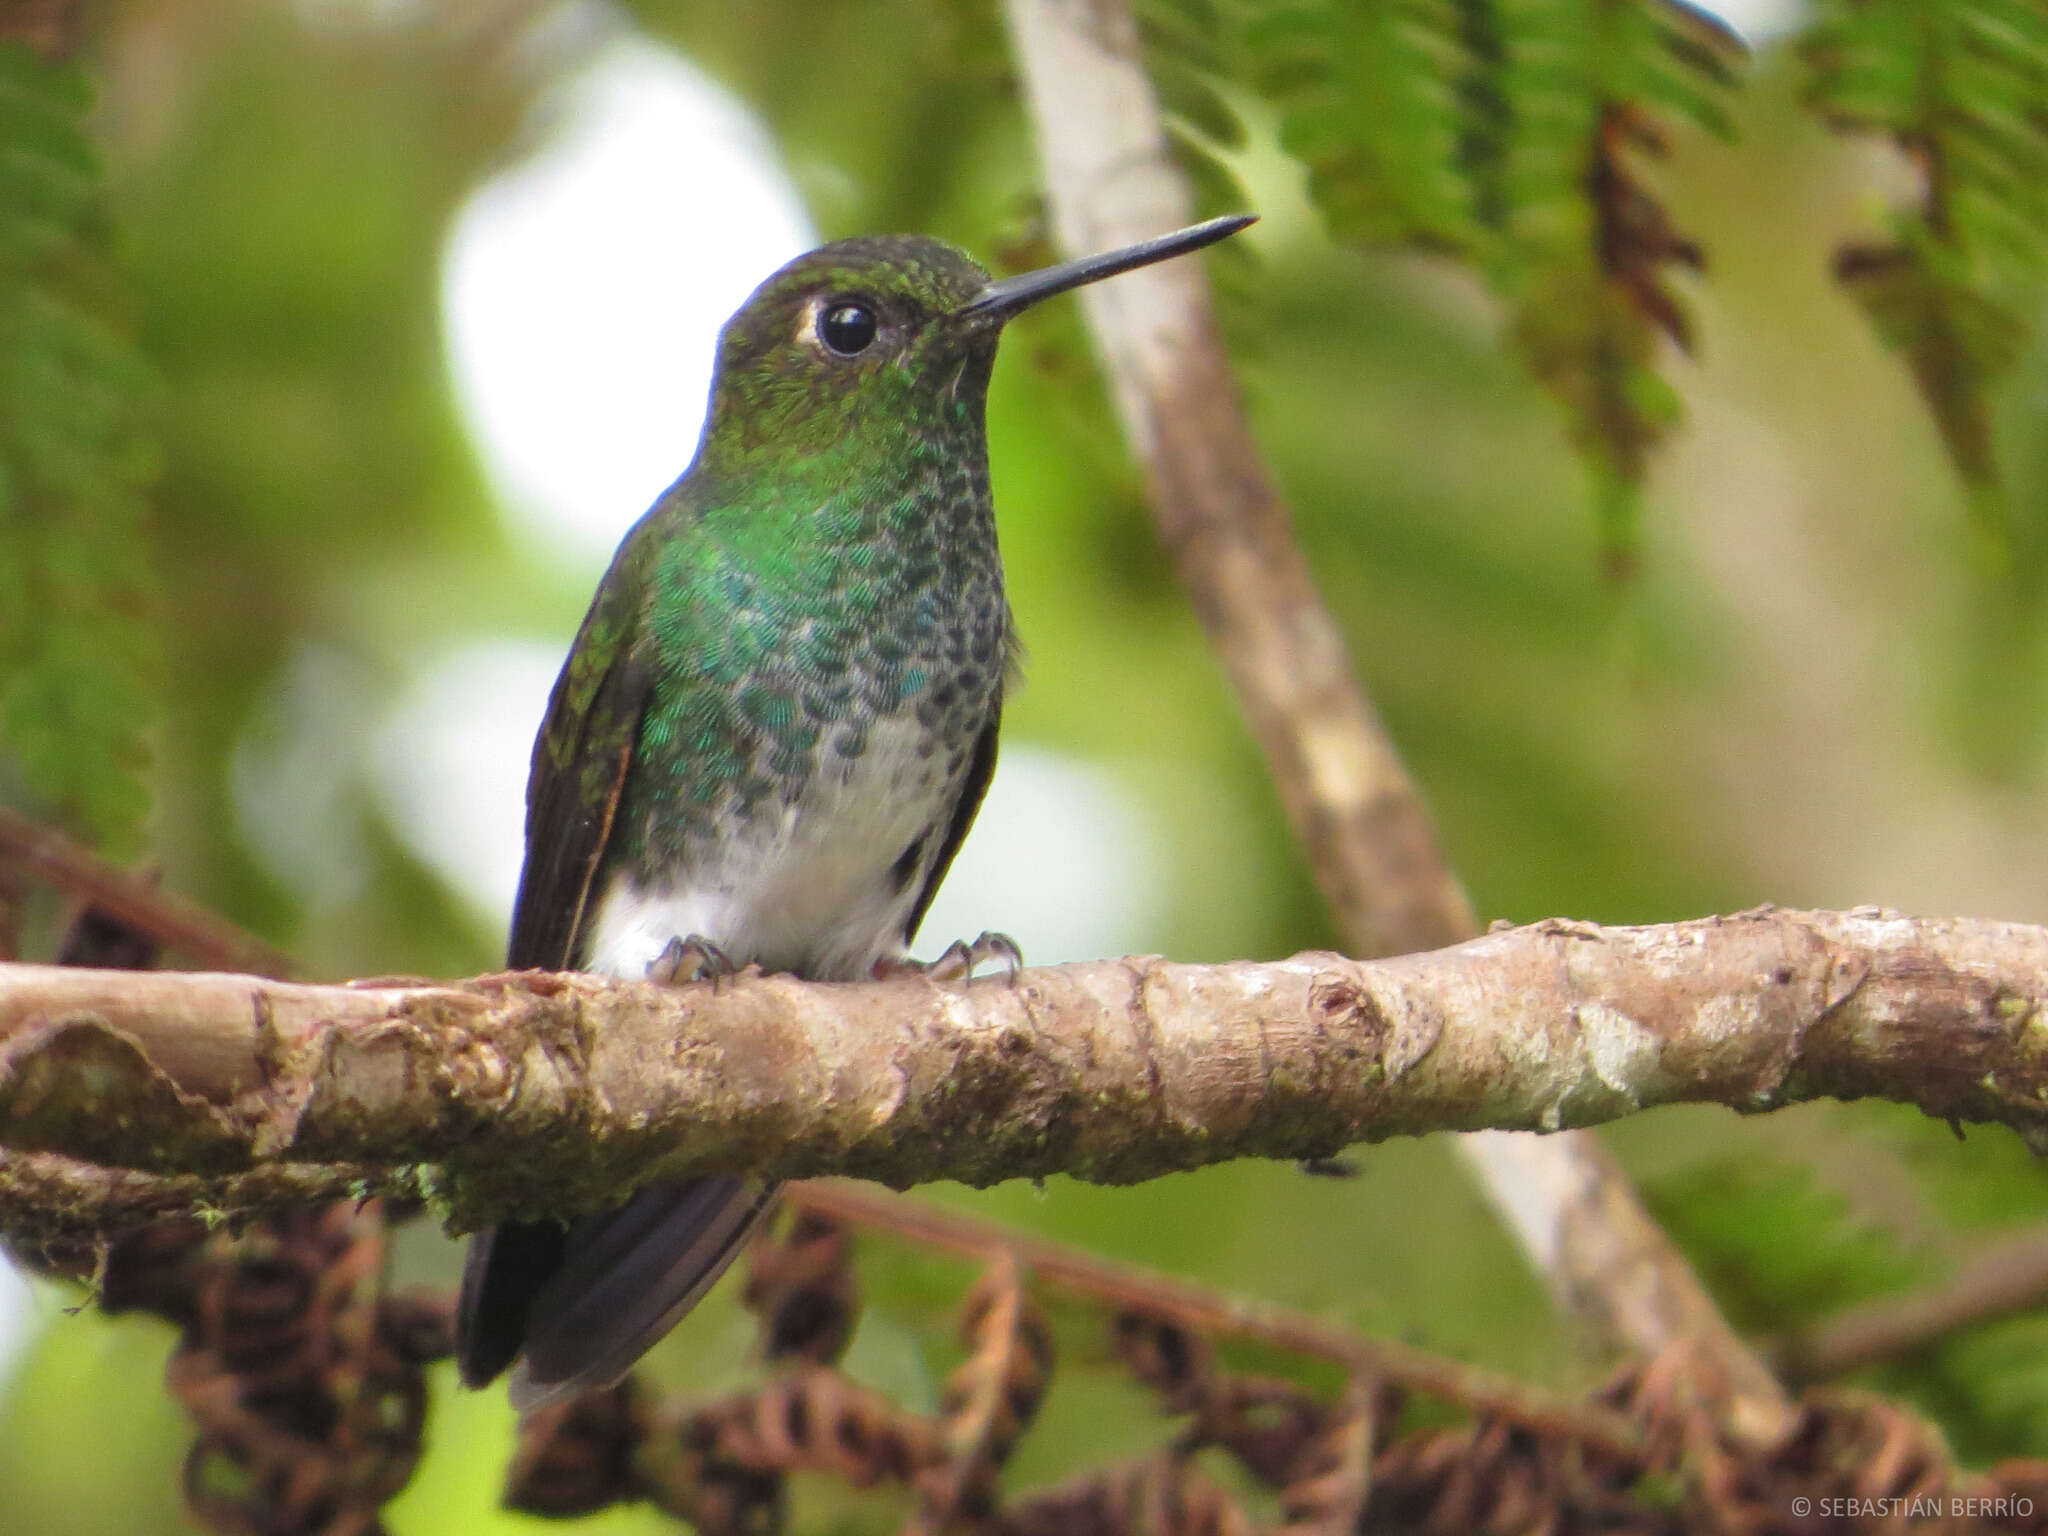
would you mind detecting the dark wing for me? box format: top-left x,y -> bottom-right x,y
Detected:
458,567 -> 651,1389
902,705 -> 1001,946
506,578 -> 653,972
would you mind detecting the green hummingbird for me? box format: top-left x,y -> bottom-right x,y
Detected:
455,213 -> 1254,1408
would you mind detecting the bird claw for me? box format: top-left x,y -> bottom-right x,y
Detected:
877,930 -> 1023,985
648,934 -> 739,989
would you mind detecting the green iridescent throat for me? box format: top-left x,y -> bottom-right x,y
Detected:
610,347 -> 1005,868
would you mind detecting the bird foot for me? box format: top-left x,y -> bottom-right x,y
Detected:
648,934 -> 739,988
877,930 -> 1023,985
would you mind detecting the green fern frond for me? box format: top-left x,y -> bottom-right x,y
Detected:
1484,0 -> 1742,572
1138,0 -> 1248,149
0,45 -> 156,854
1642,1157 -> 1926,1334
1802,0 -> 2048,549
1131,0 -> 1266,361
1133,0 -> 1255,217
1242,0 -> 1743,571
1243,0 -> 1478,249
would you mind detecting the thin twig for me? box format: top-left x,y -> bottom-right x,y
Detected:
0,863 -> 24,963
0,806 -> 296,978
788,1180 -> 1646,1459
0,0 -> 84,57
1775,1226 -> 2048,1383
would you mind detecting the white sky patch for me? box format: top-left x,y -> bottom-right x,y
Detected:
232,645 -> 376,909
1685,0 -> 1806,44
917,745 -> 1168,966
370,638 -> 563,935
0,1260 -> 32,1394
441,36 -> 814,564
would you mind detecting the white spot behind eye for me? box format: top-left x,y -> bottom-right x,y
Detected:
796,297 -> 828,351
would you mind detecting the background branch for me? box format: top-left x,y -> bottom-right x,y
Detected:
1774,1225 -> 2048,1384
999,0 -> 1790,1440
4,907 -> 2044,1241
1003,0 -> 1471,964
788,1182 -> 1644,1457
0,807 -> 297,978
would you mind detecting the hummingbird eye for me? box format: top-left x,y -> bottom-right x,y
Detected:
818,302 -> 878,357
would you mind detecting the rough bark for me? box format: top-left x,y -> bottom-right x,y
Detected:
3,907 -> 2044,1243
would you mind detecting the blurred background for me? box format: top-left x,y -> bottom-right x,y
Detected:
4,0 -> 2048,1529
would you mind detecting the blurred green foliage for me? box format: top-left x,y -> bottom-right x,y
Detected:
2,1 -> 2048,1531
0,44 -> 155,856
1802,0 -> 2048,554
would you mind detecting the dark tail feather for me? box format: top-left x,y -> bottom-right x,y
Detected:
503,1177 -> 779,1411
456,1179 -> 778,1406
457,1218 -> 568,1388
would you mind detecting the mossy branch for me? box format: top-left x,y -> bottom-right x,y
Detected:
3,905 -> 2046,1243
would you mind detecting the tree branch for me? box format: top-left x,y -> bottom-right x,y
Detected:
3,907 -> 2043,1242
0,806 -> 297,978
998,0 -> 1788,1438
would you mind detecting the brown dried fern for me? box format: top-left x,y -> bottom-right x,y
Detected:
915,1254 -> 1056,1530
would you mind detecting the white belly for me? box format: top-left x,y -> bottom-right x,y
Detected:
584,712 -> 956,982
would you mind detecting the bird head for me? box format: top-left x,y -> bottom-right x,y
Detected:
695,215 -> 1253,465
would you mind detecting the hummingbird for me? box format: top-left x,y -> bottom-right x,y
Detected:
455,212 -> 1255,1409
